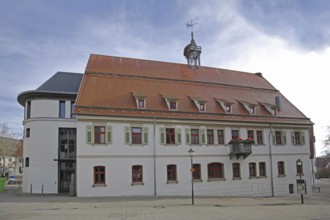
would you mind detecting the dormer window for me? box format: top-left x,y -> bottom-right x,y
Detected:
215,98 -> 234,113
162,95 -> 179,111
190,97 -> 207,112
239,100 -> 257,115
138,99 -> 145,108
260,102 -> 277,116
170,101 -> 177,110
132,92 -> 147,109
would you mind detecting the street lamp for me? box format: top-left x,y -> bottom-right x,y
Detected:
297,159 -> 304,204
188,148 -> 194,205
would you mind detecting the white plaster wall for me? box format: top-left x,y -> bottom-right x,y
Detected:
76,119 -> 312,197
22,98 -> 76,194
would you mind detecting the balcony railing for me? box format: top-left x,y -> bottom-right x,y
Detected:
229,143 -> 252,159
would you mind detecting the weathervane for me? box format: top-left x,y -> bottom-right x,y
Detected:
186,21 -> 198,33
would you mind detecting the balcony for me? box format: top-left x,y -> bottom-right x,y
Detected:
229,142 -> 252,159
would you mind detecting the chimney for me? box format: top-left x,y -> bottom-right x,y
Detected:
275,96 -> 284,112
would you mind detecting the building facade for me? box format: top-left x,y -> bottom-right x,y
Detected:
17,36 -> 315,197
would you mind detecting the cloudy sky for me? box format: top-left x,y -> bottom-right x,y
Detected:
1,0 -> 329,155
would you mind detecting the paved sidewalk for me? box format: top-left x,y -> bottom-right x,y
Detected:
1,182 -> 330,220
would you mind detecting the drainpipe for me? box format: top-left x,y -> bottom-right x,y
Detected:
153,117 -> 157,196
269,123 -> 274,197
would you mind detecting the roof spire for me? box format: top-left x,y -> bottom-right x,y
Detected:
184,21 -> 202,68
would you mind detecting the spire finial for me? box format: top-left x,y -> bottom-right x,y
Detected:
186,21 -> 198,33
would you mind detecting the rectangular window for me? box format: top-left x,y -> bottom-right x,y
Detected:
191,129 -> 199,144
169,101 -> 177,110
200,103 -> 205,112
273,130 -> 286,145
208,163 -> 224,179
94,126 -> 105,144
167,164 -> 177,182
25,157 -> 30,167
231,130 -> 239,139
70,101 -> 76,119
26,101 -> 31,119
26,128 -> 30,138
94,166 -> 105,184
193,164 -> 201,180
294,131 -> 301,144
225,105 -> 231,113
278,161 -> 285,176
292,131 -> 305,145
259,162 -> 266,177
296,160 -> 303,175
166,128 -> 175,144
256,130 -> 263,145
132,127 -> 142,144
247,130 -> 254,139
232,163 -> 241,179
217,129 -> 224,144
207,129 -> 214,144
249,163 -> 257,177
138,99 -> 145,108
59,100 -> 66,118
132,165 -> 143,183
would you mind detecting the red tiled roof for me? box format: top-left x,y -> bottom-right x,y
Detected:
75,54 -> 312,125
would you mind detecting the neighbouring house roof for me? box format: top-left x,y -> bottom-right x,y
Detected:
74,54 -> 313,125
17,72 -> 83,106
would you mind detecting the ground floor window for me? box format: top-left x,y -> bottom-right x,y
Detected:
232,163 -> 241,179
193,164 -> 201,180
208,162 -> 224,179
94,166 -> 105,184
132,165 -> 143,183
167,164 -> 177,182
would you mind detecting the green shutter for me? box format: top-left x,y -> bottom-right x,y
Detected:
86,125 -> 93,144
143,127 -> 149,145
291,131 -> 295,145
301,131 -> 305,145
125,127 -> 131,144
106,126 -> 112,144
283,131 -> 287,144
176,128 -> 182,145
160,127 -> 165,144
185,128 -> 191,145
200,129 -> 206,144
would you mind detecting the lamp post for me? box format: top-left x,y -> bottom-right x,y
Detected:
188,148 -> 194,205
297,159 -> 304,204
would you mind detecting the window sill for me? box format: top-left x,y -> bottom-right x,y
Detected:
296,173 -> 304,176
259,176 -> 267,179
278,174 -> 286,178
131,182 -> 144,186
232,177 -> 242,181
193,179 -> 203,183
207,178 -> 225,182
92,184 -> 106,187
249,176 -> 258,179
166,180 -> 178,184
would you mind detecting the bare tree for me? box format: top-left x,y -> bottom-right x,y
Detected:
0,123 -> 21,176
322,126 -> 330,156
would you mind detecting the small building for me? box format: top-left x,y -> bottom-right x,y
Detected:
17,34 -> 315,196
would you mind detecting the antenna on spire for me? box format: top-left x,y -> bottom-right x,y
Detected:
186,21 -> 198,33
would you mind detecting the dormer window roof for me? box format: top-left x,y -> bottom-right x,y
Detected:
215,98 -> 234,113
239,100 -> 257,115
260,102 -> 277,115
162,95 -> 179,111
190,97 -> 207,112
132,92 -> 147,109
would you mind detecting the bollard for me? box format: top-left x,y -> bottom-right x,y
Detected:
42,185 -> 44,195
30,184 -> 32,194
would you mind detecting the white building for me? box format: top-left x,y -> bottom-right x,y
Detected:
18,35 -> 315,197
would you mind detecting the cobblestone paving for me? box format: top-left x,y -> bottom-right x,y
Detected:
1,179 -> 330,220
